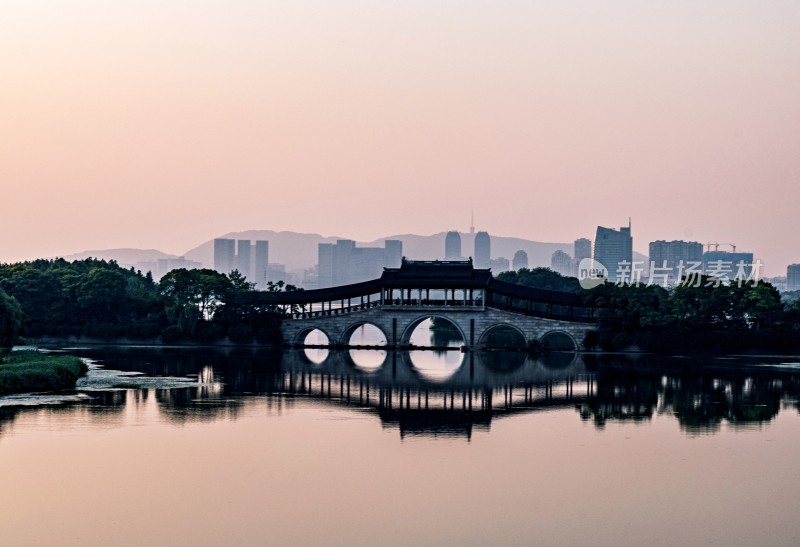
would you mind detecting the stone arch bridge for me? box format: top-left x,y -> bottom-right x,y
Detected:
271,259 -> 596,350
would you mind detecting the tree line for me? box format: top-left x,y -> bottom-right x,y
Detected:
0,259 -> 294,346
2,260 -> 799,353
497,267 -> 800,352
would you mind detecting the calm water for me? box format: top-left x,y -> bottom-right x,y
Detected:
2,346 -> 800,546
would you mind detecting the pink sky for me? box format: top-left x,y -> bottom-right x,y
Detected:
2,1 -> 799,275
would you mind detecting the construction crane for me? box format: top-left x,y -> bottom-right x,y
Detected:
705,242 -> 737,253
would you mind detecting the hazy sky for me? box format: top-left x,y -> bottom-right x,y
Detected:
3,1 -> 799,274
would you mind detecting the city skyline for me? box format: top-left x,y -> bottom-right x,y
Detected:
3,1 -> 799,275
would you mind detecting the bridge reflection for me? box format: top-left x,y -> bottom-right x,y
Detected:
269,350 -> 593,439
3,348 -> 800,440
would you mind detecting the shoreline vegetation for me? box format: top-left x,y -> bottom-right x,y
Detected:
1,258 -> 800,356
0,351 -> 88,396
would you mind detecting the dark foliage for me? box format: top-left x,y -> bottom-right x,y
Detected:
0,260 -> 288,345
501,267 -> 800,354
496,267 -> 581,293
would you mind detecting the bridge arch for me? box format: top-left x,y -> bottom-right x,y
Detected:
339,321 -> 389,347
539,330 -> 578,351
400,314 -> 467,347
294,327 -> 334,347
478,323 -> 528,349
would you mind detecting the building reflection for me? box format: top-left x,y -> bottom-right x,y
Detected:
2,346 -> 800,439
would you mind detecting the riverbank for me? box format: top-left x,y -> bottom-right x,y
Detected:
0,351 -> 88,396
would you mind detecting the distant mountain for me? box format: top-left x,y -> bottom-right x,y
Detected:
183,230 -> 584,271
182,230 -> 347,271
363,232 -> 574,268
58,248 -> 180,269
60,231 -> 651,276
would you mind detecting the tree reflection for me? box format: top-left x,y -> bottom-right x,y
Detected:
661,376 -> 782,433
3,347 -> 800,439
577,368 -> 660,427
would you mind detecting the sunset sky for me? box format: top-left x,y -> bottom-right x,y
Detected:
3,1 -> 799,274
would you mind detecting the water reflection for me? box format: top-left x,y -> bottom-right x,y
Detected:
408,349 -> 464,382
482,351 -> 527,373
304,347 -> 329,365
2,347 -> 800,441
349,349 -> 386,372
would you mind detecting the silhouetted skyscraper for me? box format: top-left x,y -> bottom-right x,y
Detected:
317,239 -> 404,288
788,264 -> 800,291
594,224 -> 633,282
551,250 -> 572,276
649,240 -> 703,286
574,238 -> 592,261
214,238 -> 236,274
474,231 -> 490,269
445,231 -> 462,260
384,240 -> 403,267
489,257 -> 510,273
703,250 -> 755,281
254,240 -> 269,289
512,250 -> 528,270
237,240 -> 251,278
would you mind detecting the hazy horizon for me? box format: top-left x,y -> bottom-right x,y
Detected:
3,1 -> 798,275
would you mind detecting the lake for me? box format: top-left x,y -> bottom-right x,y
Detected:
1,345 -> 800,546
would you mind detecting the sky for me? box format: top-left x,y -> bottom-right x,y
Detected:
2,1 -> 799,275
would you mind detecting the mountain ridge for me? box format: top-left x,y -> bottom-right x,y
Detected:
57,230 -> 649,275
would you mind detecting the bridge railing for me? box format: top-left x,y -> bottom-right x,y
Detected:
290,300 -> 382,319
382,298 -> 484,309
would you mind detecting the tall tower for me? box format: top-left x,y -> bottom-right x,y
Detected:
254,240 -> 269,289
213,238 -> 236,274
237,240 -> 252,279
512,250 -> 529,270
445,231 -> 462,260
593,224 -> 633,282
574,238 -> 592,261
474,231 -> 491,269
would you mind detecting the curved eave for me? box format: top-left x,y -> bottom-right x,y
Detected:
271,279 -> 383,305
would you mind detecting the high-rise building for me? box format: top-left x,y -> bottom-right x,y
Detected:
317,239 -> 404,288
266,263 -> 288,284
593,224 -> 633,282
703,251 -> 755,281
254,240 -> 269,289
214,238 -> 270,285
489,257 -> 510,273
384,239 -> 403,268
474,231 -> 491,269
649,240 -> 703,286
574,238 -> 592,261
445,231 -> 462,260
787,264 -> 800,291
512,250 -> 528,271
551,250 -> 572,276
317,243 -> 335,288
213,238 -> 236,274
237,240 -> 252,278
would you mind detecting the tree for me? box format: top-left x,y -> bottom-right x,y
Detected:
0,288 -> 23,352
496,267 -> 581,293
159,269 -> 233,336
78,267 -> 128,323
